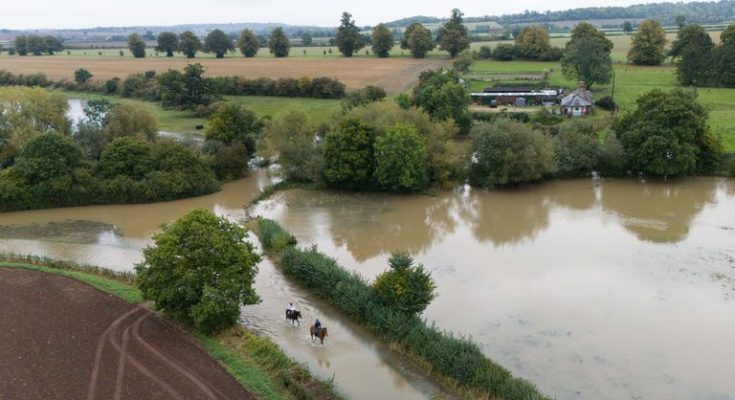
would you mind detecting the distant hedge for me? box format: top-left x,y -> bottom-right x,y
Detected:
255,218 -> 549,400
0,69 -> 348,101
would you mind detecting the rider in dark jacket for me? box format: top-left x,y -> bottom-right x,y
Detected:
314,318 -> 322,330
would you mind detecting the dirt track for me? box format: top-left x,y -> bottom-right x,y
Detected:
0,56 -> 448,93
0,268 -> 254,400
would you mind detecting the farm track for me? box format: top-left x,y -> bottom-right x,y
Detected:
0,268 -> 254,400
0,56 -> 449,93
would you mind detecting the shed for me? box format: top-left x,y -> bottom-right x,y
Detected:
560,82 -> 594,117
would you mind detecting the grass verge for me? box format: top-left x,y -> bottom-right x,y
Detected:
0,254 -> 342,400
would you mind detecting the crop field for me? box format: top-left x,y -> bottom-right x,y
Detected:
467,60 -> 735,151
0,55 -> 447,93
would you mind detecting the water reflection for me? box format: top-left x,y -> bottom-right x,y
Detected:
600,179 -> 717,243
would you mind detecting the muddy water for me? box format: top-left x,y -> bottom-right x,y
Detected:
252,178 -> 735,400
0,170 -> 441,400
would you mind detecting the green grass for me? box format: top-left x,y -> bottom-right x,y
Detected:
0,261 -> 143,303
62,91 -> 341,134
466,60 -> 735,151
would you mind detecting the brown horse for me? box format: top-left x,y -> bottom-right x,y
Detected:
286,310 -> 301,326
310,325 -> 328,344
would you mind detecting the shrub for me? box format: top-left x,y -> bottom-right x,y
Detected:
74,68 -> 93,84
373,124 -> 429,193
595,95 -> 617,111
256,219 -> 297,253
323,117 -> 377,190
104,78 -> 120,94
135,209 -> 260,333
553,128 -> 602,178
206,103 -> 263,155
492,43 -> 517,60
373,252 -> 436,315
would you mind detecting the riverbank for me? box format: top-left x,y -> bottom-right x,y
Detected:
0,255 -> 343,400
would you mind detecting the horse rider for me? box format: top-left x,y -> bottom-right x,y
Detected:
286,302 -> 296,318
314,318 -> 322,331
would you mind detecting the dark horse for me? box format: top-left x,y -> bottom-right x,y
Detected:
310,325 -> 328,344
286,310 -> 302,326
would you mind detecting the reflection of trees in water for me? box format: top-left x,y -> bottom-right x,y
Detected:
278,191 -> 458,262
0,220 -> 119,244
600,178 -> 718,243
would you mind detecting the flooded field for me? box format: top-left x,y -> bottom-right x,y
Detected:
2,173 -> 734,399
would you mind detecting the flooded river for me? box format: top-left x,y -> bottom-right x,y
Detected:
2,163 -> 734,399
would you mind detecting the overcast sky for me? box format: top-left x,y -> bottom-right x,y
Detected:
3,0 -> 684,30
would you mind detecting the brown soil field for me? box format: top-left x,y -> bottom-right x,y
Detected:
0,56 -> 448,93
0,268 -> 255,400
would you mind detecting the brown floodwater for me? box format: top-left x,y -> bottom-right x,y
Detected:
252,178 -> 735,400
3,172 -> 735,400
0,170 -> 442,400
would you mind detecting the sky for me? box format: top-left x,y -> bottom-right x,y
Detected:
2,0 -> 687,30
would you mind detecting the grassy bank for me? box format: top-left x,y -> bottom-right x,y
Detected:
253,219 -> 549,400
0,255 -> 342,400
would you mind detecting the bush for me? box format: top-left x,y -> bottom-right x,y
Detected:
595,95 -> 617,111
341,85 -> 387,111
477,45 -> 493,59
469,120 -> 554,188
104,78 -> 120,94
492,43 -> 517,60
553,128 -> 602,178
256,219 -> 297,253
373,124 -> 429,193
74,68 -> 93,84
323,117 -> 377,190
373,252 -> 436,315
206,103 -> 263,155
136,209 -> 260,333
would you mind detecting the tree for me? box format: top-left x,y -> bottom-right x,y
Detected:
373,124 -> 429,192
400,23 -> 434,58
562,36 -> 613,88
675,15 -> 687,29
104,102 -> 159,141
553,125 -> 602,178
492,43 -> 517,60
27,36 -> 48,56
568,22 -> 614,53
43,36 -> 63,55
628,20 -> 668,65
623,21 -> 634,35
157,63 -> 214,110
127,34 -> 146,58
206,104 -> 262,155
14,35 -> 28,55
335,12 -> 364,57
411,69 -> 471,133
98,137 -> 155,179
438,9 -> 470,58
15,133 -> 85,184
469,120 -> 554,188
268,27 -> 291,58
452,50 -> 473,73
178,31 -> 203,58
74,68 -> 93,84
720,23 -> 735,47
301,32 -> 313,46
262,110 -> 321,182
670,24 -> 714,58
371,23 -> 394,58
135,209 -> 260,333
323,117 -> 377,189
237,29 -> 260,57
616,89 -> 721,177
156,32 -> 179,57
671,25 -> 715,85
204,29 -> 234,58
373,252 -> 436,315
515,25 -> 551,60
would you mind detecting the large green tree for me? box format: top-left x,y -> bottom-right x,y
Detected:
157,63 -> 214,110
104,102 -> 159,141
178,31 -> 203,58
323,117 -> 377,189
268,27 -> 291,58
206,104 -> 262,155
561,24 -> 613,88
721,23 -> 735,47
127,33 -> 146,58
616,89 -> 722,177
335,12 -> 364,57
262,110 -> 320,182
671,25 -> 715,86
400,23 -> 434,58
371,23 -> 394,58
237,29 -> 260,57
156,32 -> 179,57
411,69 -> 471,133
438,9 -> 470,58
515,25 -> 551,60
204,29 -> 234,58
468,120 -> 554,188
628,19 -> 668,65
373,124 -> 429,192
135,209 -> 260,333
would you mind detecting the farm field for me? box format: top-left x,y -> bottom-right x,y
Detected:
65,91 -> 341,134
0,55 -> 448,93
466,60 -> 735,151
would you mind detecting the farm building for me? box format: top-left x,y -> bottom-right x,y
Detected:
560,82 -> 594,117
471,87 -> 561,107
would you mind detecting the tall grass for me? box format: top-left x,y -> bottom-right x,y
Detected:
255,218 -> 550,400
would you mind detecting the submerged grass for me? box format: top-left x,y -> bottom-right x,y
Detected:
0,254 -> 341,400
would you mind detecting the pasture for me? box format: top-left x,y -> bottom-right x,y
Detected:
0,55 -> 447,93
467,60 -> 735,151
